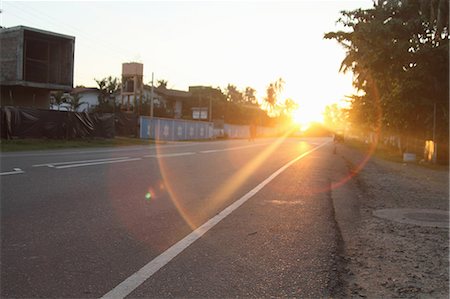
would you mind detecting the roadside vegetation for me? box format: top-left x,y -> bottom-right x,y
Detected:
0,137 -> 156,152
324,0 -> 449,163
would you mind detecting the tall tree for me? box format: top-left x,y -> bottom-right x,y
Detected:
325,0 -> 449,145
95,76 -> 120,112
263,78 -> 284,115
225,84 -> 244,103
243,87 -> 258,105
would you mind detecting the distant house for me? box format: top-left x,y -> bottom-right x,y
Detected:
50,87 -> 100,112
114,85 -> 192,118
0,26 -> 75,108
154,86 -> 191,118
69,87 -> 100,112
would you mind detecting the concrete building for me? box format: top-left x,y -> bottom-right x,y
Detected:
0,26 -> 75,108
120,62 -> 144,113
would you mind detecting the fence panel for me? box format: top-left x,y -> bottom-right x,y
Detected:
1,106 -> 114,139
224,124 -> 250,139
140,116 -> 213,141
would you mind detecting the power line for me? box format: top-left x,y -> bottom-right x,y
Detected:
5,2 -> 135,60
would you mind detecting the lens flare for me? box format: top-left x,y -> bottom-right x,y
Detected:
145,192 -> 152,201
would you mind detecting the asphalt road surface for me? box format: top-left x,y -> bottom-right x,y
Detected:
1,137 -> 344,298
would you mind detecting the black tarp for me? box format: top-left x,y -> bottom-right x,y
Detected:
114,111 -> 137,137
1,106 -> 115,139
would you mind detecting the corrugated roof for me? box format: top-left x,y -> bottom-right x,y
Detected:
71,87 -> 99,94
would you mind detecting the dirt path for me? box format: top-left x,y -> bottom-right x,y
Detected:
332,144 -> 449,298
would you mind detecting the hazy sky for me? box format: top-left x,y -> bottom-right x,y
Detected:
1,1 -> 372,121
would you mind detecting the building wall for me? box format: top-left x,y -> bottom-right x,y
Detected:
0,29 -> 21,82
0,26 -> 75,109
1,86 -> 50,108
174,100 -> 182,118
77,91 -> 99,112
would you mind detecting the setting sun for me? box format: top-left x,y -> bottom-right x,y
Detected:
290,104 -> 325,128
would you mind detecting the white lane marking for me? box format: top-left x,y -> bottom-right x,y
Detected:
33,157 -> 130,168
54,158 -> 142,169
0,140 -> 240,158
144,152 -> 195,158
0,168 -> 24,176
101,140 -> 330,299
199,143 -> 268,154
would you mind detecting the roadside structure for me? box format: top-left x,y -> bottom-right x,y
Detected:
120,62 -> 144,113
0,26 -> 75,108
49,87 -> 100,112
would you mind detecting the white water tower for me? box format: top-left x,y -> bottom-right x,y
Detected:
120,62 -> 144,113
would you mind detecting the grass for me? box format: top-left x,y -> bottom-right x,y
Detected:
0,137 -> 160,152
345,138 -> 404,163
345,138 -> 449,170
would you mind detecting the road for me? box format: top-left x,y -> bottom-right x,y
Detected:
1,137 -> 345,298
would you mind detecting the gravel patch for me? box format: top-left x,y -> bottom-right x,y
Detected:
334,144 -> 449,298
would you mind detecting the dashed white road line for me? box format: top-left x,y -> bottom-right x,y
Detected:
144,152 -> 195,158
54,158 -> 142,169
101,140 -> 330,299
199,143 -> 268,154
33,157 -> 130,168
0,168 -> 24,176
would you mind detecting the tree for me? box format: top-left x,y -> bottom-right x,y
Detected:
283,98 -> 298,114
95,76 -> 120,112
324,0 -> 449,146
157,80 -> 168,89
67,93 -> 87,112
225,84 -> 244,103
243,87 -> 258,105
50,91 -> 67,111
263,78 -> 284,115
324,103 -> 348,132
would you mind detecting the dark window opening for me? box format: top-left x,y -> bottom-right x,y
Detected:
23,30 -> 73,86
124,79 -> 134,92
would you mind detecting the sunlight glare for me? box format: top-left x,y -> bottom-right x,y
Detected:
290,104 -> 324,130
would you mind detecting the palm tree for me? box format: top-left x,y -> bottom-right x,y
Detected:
157,80 -> 168,89
263,78 -> 284,115
50,91 -> 67,111
95,76 -> 120,112
67,93 -> 87,112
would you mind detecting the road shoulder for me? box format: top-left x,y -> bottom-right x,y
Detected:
332,144 -> 449,298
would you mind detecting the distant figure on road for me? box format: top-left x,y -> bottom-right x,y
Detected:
334,132 -> 344,143
333,132 -> 344,154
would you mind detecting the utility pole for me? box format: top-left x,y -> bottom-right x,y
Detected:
432,102 -> 437,163
209,95 -> 212,122
150,72 -> 154,118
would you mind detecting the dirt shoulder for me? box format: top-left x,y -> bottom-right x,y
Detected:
332,143 -> 449,298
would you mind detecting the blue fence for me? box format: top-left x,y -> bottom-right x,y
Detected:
140,117 -> 214,141
223,124 -> 280,139
140,116 -> 281,140
224,124 -> 250,139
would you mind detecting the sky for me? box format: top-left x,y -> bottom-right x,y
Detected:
1,0 -> 373,122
